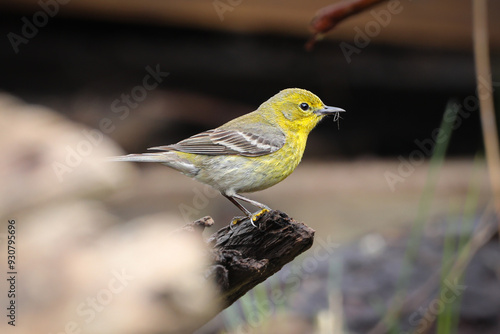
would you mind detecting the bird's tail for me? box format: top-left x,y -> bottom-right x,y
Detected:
107,153 -> 170,163
107,153 -> 199,177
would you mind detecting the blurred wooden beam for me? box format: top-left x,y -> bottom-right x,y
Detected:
2,0 -> 500,51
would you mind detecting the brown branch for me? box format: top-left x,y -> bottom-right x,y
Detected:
184,211 -> 315,311
205,210 -> 315,308
472,0 -> 500,226
307,0 -> 387,50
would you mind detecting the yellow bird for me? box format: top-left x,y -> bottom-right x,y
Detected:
111,88 -> 345,225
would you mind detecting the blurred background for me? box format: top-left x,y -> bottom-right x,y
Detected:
0,0 -> 499,333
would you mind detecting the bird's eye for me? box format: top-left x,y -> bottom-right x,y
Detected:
299,103 -> 310,111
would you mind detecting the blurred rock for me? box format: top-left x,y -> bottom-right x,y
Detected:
8,208 -> 217,334
0,94 -> 218,334
0,93 -> 134,216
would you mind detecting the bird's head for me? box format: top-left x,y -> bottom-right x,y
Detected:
263,88 -> 345,133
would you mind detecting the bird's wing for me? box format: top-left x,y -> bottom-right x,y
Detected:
149,129 -> 285,157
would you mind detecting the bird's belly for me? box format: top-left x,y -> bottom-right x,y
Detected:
194,151 -> 302,194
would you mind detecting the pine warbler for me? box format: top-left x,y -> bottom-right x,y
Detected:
111,88 -> 345,225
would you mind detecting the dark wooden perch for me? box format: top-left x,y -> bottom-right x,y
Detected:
182,210 -> 315,312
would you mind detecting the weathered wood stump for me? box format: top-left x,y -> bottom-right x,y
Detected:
182,210 -> 315,311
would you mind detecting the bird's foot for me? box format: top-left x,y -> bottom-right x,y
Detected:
250,208 -> 270,227
230,208 -> 270,229
230,216 -> 247,228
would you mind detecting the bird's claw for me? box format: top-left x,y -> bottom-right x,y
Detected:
230,216 -> 247,229
229,208 -> 270,229
250,208 -> 270,227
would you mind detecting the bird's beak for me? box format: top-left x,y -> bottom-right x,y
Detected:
315,105 -> 345,115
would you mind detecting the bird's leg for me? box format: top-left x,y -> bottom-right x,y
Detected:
231,194 -> 271,211
223,194 -> 254,227
225,194 -> 271,227
223,194 -> 252,216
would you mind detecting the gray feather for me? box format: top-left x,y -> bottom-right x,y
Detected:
149,129 -> 285,157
